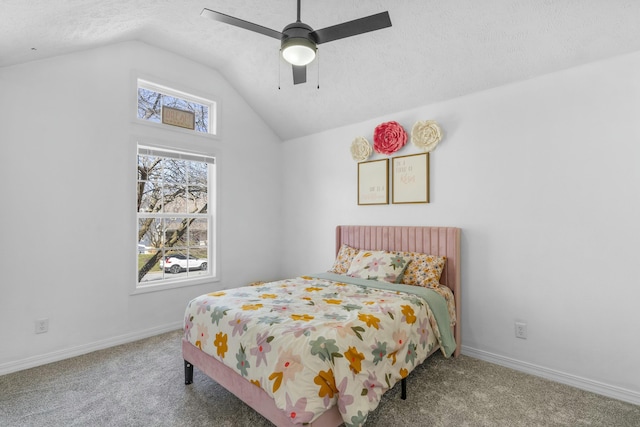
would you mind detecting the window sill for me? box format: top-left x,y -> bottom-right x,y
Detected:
130,275 -> 220,295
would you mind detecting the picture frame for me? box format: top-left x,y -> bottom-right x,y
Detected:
392,153 -> 430,204
358,159 -> 389,205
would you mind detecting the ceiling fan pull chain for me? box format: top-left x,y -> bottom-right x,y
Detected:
278,49 -> 281,90
317,50 -> 320,89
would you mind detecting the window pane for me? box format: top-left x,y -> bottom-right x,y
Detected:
138,218 -> 163,248
137,88 -> 162,123
163,185 -> 186,214
137,219 -> 163,284
163,159 -> 187,184
188,161 -> 208,185
189,218 -> 208,246
164,217 -> 189,247
187,247 -> 209,277
138,155 -> 163,181
187,185 -> 207,213
138,247 -> 162,284
138,181 -> 162,213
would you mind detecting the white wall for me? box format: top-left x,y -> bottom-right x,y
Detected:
280,51 -> 640,403
0,41 -> 283,372
1,39 -> 638,405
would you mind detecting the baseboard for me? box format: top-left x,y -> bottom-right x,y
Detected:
461,345 -> 640,406
0,321 -> 183,376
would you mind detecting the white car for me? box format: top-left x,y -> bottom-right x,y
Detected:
159,254 -> 207,274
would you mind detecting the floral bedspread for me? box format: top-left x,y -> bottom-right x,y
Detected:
183,275 -> 453,427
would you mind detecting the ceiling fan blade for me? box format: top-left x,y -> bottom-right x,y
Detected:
200,8 -> 282,40
312,11 -> 391,44
292,65 -> 307,85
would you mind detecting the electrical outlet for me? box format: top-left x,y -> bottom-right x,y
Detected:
515,322 -> 527,339
35,318 -> 49,334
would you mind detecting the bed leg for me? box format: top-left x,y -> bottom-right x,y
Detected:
401,378 -> 407,400
184,360 -> 194,385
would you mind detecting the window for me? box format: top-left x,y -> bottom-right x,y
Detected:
136,146 -> 215,287
137,79 -> 216,135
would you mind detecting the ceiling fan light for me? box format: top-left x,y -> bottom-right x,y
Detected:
281,38 -> 317,66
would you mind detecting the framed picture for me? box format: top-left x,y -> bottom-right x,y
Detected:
358,159 -> 389,205
392,153 -> 430,204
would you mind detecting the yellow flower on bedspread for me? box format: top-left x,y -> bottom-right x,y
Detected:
305,287 -> 324,292
251,379 -> 261,388
344,346 -> 365,374
260,294 -> 278,299
401,305 -> 417,324
291,314 -> 315,322
358,313 -> 381,330
214,332 -> 228,358
314,369 -> 338,398
207,291 -> 226,297
242,303 -> 263,310
400,368 -> 409,378
323,299 -> 342,305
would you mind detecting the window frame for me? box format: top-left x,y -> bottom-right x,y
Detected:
131,75 -> 221,295
135,77 -> 219,138
133,143 -> 219,295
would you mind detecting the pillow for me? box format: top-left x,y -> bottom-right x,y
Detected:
346,250 -> 411,284
400,252 -> 446,288
329,244 -> 359,274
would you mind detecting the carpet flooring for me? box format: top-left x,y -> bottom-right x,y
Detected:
1,330 -> 638,426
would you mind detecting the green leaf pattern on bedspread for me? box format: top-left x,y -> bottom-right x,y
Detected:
184,276 -> 450,426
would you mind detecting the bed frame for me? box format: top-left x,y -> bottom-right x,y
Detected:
183,225 -> 461,426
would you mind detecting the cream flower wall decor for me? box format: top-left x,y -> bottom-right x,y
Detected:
350,136 -> 372,161
411,120 -> 443,152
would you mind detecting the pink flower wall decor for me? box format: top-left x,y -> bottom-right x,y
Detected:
373,121 -> 407,155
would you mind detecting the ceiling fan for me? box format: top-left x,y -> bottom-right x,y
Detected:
201,0 -> 392,85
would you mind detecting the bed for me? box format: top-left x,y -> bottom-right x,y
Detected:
182,225 -> 461,426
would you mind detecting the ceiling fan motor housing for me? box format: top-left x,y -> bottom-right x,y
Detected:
281,22 -> 318,65
281,21 -> 317,46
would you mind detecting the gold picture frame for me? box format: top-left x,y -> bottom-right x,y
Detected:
392,153 -> 430,204
358,159 -> 389,205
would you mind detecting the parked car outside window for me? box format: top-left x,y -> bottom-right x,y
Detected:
159,254 -> 208,274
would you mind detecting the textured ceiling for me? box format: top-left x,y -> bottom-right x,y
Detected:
2,0 -> 640,140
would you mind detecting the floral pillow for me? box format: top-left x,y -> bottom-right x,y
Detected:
346,250 -> 411,284
329,244 -> 359,274
400,252 -> 446,288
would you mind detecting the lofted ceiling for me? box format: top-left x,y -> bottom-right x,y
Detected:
2,0 -> 640,140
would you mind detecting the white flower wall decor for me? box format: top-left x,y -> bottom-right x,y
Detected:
350,136 -> 372,161
411,120 -> 443,152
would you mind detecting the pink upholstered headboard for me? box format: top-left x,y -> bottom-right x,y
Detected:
336,225 -> 461,355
